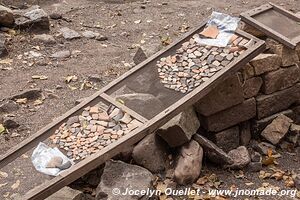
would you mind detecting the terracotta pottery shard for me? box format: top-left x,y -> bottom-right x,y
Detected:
200,25 -> 219,39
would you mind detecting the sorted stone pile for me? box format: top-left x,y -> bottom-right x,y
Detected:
157,34 -> 251,93
50,103 -> 143,161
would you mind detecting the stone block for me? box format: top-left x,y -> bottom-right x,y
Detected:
261,115 -> 293,145
96,160 -> 153,200
132,134 -> 169,173
262,64 -> 300,94
252,109 -> 295,135
211,126 -> 240,152
200,98 -> 256,132
256,83 -> 300,119
250,54 -> 281,75
240,63 -> 255,80
243,77 -> 263,98
240,121 -> 251,146
193,134 -> 234,165
157,107 -> 200,147
194,75 -> 244,116
174,140 -> 203,185
266,39 -> 299,67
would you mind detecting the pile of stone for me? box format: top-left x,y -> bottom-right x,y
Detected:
50,103 -> 143,161
157,34 -> 251,93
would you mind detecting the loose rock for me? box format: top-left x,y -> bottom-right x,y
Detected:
59,27 -> 81,40
226,146 -> 250,169
261,115 -> 293,145
193,134 -> 234,165
50,50 -> 71,59
132,134 -> 169,173
174,140 -> 203,185
157,107 -> 200,147
33,34 -> 56,45
96,160 -> 153,200
15,8 -> 49,30
0,5 -> 14,27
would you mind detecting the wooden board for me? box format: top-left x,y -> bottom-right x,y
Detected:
240,3 -> 300,49
0,20 -> 266,200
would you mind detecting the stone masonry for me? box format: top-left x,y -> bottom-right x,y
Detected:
194,36 -> 300,152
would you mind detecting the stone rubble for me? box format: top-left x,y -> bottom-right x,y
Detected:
261,115 -> 293,145
174,140 -> 203,185
0,5 -> 14,27
50,103 -> 143,161
156,34 -> 249,93
96,160 -> 153,200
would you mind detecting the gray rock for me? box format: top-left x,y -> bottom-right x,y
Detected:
253,142 -> 276,156
157,107 -> 200,147
0,100 -> 19,113
132,134 -> 169,173
95,35 -> 108,41
82,30 -> 100,39
45,186 -> 88,200
50,50 -> 71,59
82,166 -> 104,187
33,34 -> 56,44
10,88 -> 42,101
174,140 -> 203,185
295,174 -> 300,190
3,117 -> 19,129
0,35 -> 7,57
193,134 -> 234,165
250,54 -> 281,75
49,13 -> 62,20
96,160 -> 153,200
267,39 -> 299,67
141,42 -> 162,57
0,5 -> 14,27
261,115 -> 293,145
88,74 -> 102,83
194,75 -> 244,116
251,151 -> 262,162
15,8 -> 49,30
226,146 -> 250,169
240,121 -> 251,146
115,93 -> 164,119
133,47 -> 147,65
212,126 -> 240,152
286,124 -> 300,146
60,27 -> 81,40
247,162 -> 262,172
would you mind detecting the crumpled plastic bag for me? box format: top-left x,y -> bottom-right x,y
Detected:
195,11 -> 241,47
31,142 -> 74,176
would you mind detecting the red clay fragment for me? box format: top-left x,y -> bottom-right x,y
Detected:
200,25 -> 219,39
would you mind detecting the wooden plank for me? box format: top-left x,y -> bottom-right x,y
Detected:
242,4 -> 272,16
270,3 -> 300,22
23,30 -> 265,200
99,93 -> 148,123
240,3 -> 299,49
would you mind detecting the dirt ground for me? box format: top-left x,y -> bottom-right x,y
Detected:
0,0 -> 299,199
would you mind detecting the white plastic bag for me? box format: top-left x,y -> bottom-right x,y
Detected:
195,12 -> 241,47
31,142 -> 73,176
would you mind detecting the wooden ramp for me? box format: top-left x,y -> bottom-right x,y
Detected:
0,20 -> 265,200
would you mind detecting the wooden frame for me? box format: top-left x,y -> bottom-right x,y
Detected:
1,20 -> 265,200
240,3 -> 300,49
